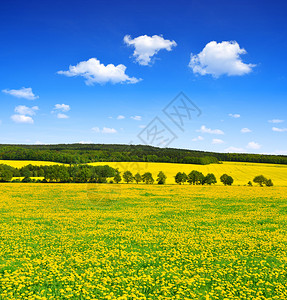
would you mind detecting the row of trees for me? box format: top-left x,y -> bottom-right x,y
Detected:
0,164 -> 117,183
0,143 -> 286,165
174,171 -> 219,185
114,171 -> 165,184
0,163 -> 275,186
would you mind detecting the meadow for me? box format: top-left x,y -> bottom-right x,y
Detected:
0,183 -> 287,299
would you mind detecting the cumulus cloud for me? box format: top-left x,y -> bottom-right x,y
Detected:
229,113 -> 240,118
225,146 -> 245,153
197,125 -> 224,135
11,114 -> 34,124
241,127 -> 252,133
58,58 -> 140,85
92,127 -> 117,134
131,115 -> 142,121
192,136 -> 204,142
117,115 -> 125,120
2,87 -> 39,100
212,138 -> 224,144
15,105 -> 39,116
54,104 -> 70,112
124,34 -> 177,65
272,127 -> 287,132
57,113 -> 69,119
247,141 -> 261,150
52,103 -> 70,119
269,119 -> 284,124
189,41 -> 255,77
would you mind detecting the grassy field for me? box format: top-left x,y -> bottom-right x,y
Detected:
0,183 -> 287,299
89,161 -> 287,186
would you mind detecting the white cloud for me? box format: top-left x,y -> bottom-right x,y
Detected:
273,150 -> 287,155
212,138 -> 224,144
131,115 -> 142,121
272,127 -> 287,132
14,105 -> 39,116
247,141 -> 261,150
79,141 -> 93,144
124,34 -> 177,65
11,114 -> 34,124
57,113 -> 69,119
117,115 -> 125,120
54,104 -> 70,112
102,127 -> 117,134
189,41 -> 255,77
139,125 -> 146,129
229,113 -> 240,118
241,127 -> 252,133
58,58 -> 140,85
92,127 -> 117,134
2,87 -> 39,100
225,146 -> 245,153
192,136 -> 204,142
268,119 -> 284,124
197,125 -> 224,135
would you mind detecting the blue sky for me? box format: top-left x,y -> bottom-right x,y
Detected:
0,0 -> 287,154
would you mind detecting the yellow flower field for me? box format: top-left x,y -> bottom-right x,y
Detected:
89,161 -> 287,186
1,159 -> 286,186
0,183 -> 287,299
0,160 -> 61,168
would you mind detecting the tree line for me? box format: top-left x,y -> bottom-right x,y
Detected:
0,163 -> 275,186
0,164 -> 117,183
1,143 -> 286,165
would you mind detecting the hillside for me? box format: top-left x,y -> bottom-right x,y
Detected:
0,144 -> 287,165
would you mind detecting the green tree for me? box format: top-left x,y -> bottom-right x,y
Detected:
204,173 -> 217,185
220,174 -> 234,186
175,172 -> 183,184
114,173 -> 122,183
22,176 -> 32,183
253,175 -> 267,187
142,172 -> 154,184
266,179 -> 274,187
123,171 -> 134,183
182,172 -> 187,184
157,171 -> 167,184
134,173 -> 142,184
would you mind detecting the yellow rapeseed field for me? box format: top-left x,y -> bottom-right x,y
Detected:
1,159 -> 286,186
0,160 -> 61,168
0,183 -> 287,299
89,161 -> 287,186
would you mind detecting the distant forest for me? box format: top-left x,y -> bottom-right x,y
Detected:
0,144 -> 286,165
